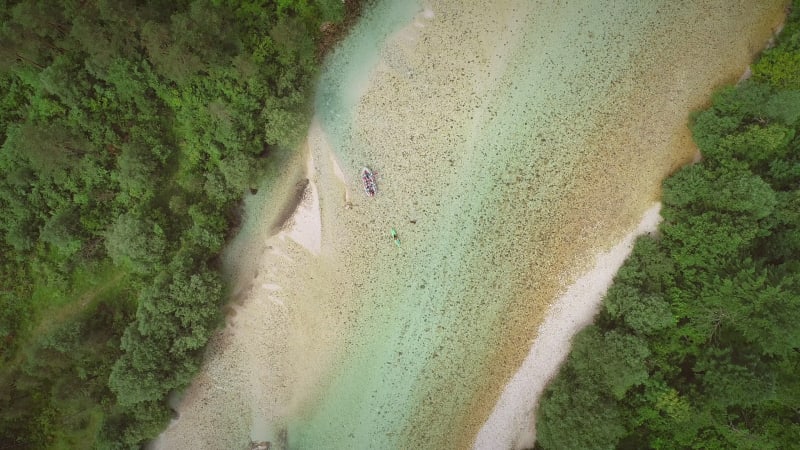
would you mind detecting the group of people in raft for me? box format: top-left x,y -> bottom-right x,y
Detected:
360,167 -> 400,247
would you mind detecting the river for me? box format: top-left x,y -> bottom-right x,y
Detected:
152,1 -> 786,449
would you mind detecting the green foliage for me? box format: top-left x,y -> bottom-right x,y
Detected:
105,212 -> 167,274
0,0 -> 343,447
109,266 -> 222,407
537,373 -> 627,450
753,43 -> 800,89
752,1 -> 800,89
605,285 -> 674,335
536,9 -> 800,449
573,327 -> 651,400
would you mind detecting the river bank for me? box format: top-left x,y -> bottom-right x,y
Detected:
473,204 -> 663,449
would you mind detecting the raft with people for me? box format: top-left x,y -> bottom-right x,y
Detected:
361,167 -> 377,197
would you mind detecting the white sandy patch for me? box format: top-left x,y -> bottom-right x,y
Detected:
409,8 -> 435,34
267,244 -> 292,260
328,145 -> 350,204
472,203 -> 663,450
283,185 -> 322,255
278,150 -> 323,255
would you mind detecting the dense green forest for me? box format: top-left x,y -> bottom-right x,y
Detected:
0,0 -> 347,447
535,4 -> 800,450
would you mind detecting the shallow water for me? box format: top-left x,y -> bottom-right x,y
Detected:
287,1 -> 785,448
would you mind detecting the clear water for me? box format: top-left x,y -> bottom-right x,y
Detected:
289,1 -> 785,448
315,0 -> 422,154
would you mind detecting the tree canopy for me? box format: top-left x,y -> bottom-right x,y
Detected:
0,0 -> 344,447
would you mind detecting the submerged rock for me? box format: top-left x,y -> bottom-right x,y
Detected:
249,441 -> 270,450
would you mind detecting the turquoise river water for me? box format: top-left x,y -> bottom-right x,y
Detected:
280,1 -> 786,448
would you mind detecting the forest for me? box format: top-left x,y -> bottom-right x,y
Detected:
535,3 -> 800,449
0,0 -> 347,448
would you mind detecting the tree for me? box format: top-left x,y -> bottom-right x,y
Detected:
537,374 -> 627,450
39,206 -> 82,256
6,122 -> 85,180
109,265 -> 221,407
568,327 -> 651,400
105,212 -> 166,274
605,286 -> 674,335
718,124 -> 794,171
115,142 -> 160,202
753,47 -> 800,90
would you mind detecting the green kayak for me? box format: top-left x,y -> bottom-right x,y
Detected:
390,228 -> 401,248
